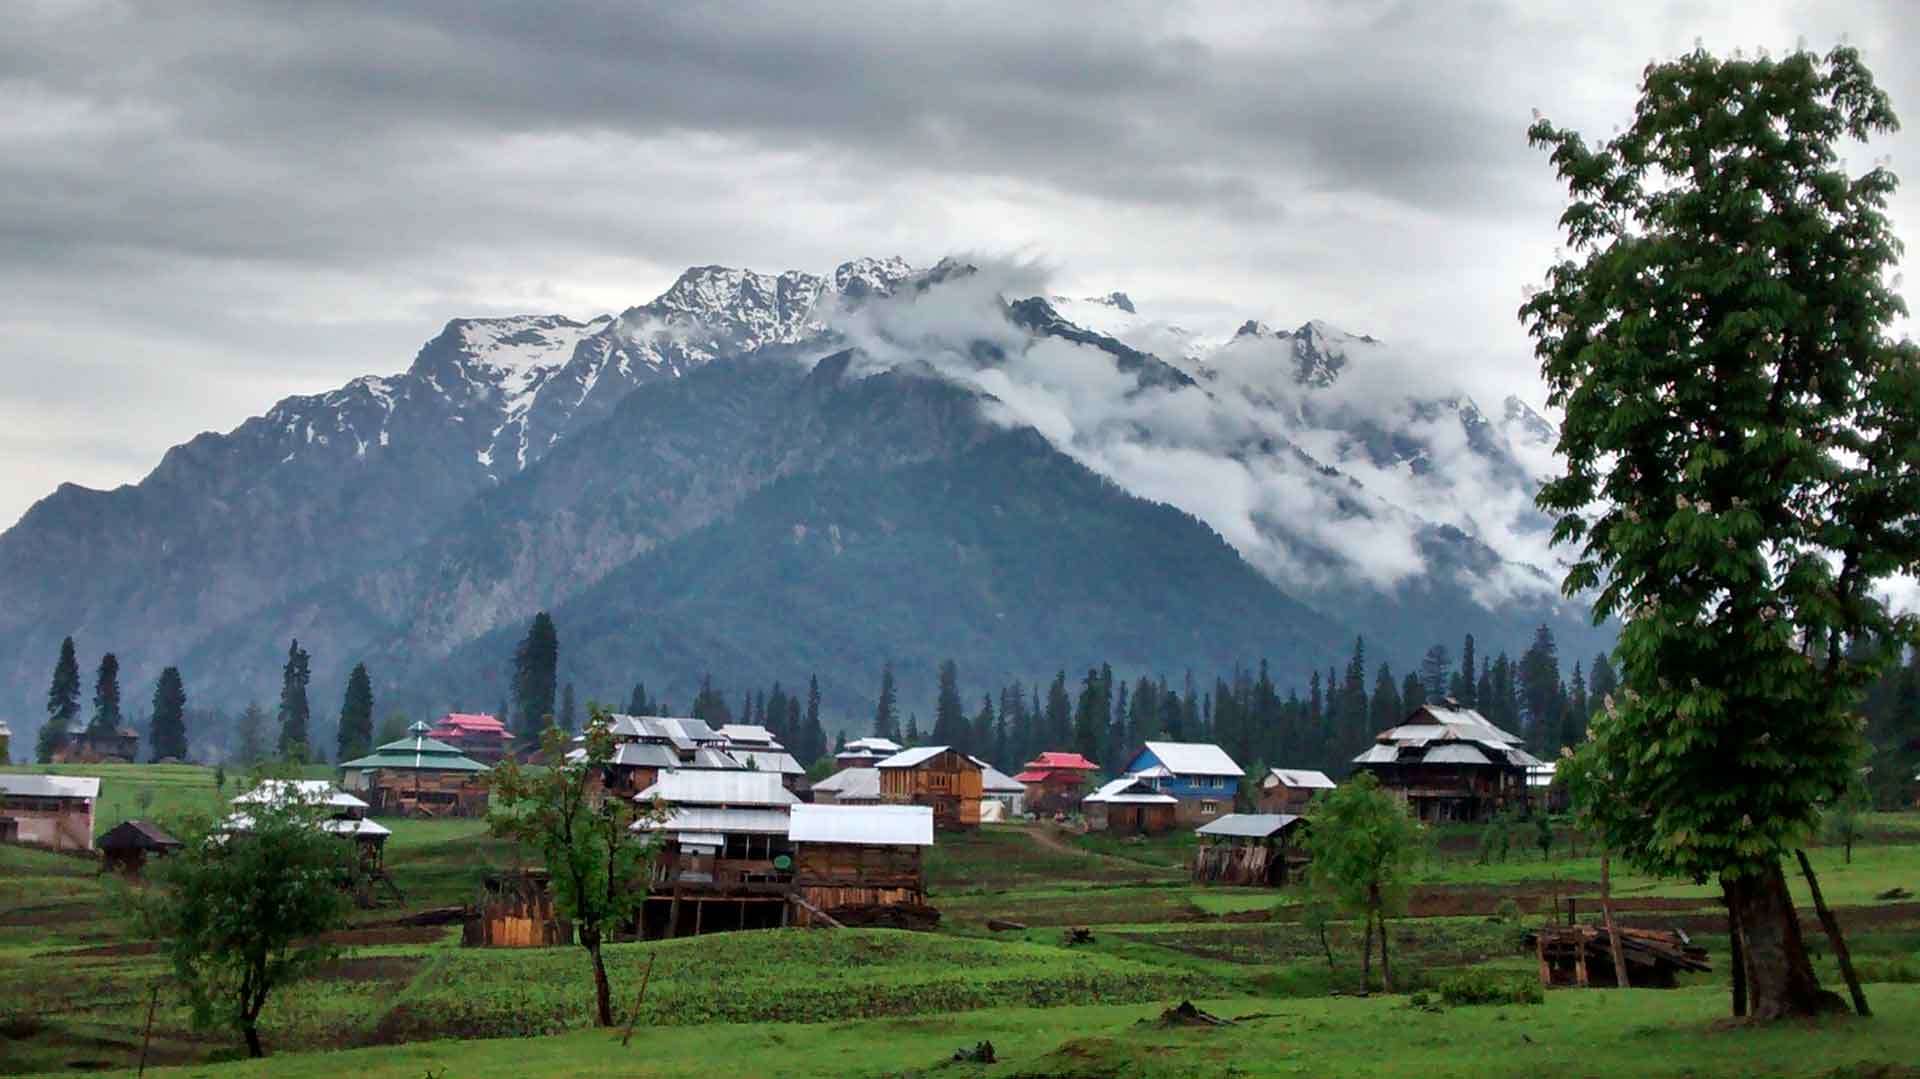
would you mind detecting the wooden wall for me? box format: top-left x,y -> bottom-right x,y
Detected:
879,751 -> 983,829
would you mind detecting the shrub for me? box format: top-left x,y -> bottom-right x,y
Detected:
1438,969 -> 1543,1007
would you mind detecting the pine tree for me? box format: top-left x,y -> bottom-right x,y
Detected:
932,659 -> 965,748
510,612 -> 559,742
804,675 -> 825,764
1071,668 -> 1103,762
276,640 -> 312,760
1457,634 -> 1478,706
627,683 -> 651,716
904,712 -> 922,746
88,652 -> 123,738
834,728 -> 847,753
1419,645 -> 1451,700
1341,638 -> 1368,751
39,636 -> 82,761
235,701 -> 266,766
1518,625 -> 1564,745
1564,661 -> 1589,749
1400,670 -> 1425,713
1486,653 -> 1517,734
1587,654 -> 1619,716
559,682 -> 578,733
1044,672 -> 1072,748
1369,663 -> 1401,734
150,666 -> 189,762
972,694 -> 994,760
336,662 -> 374,761
873,663 -> 899,741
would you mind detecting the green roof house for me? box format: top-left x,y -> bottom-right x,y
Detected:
340,721 -> 491,818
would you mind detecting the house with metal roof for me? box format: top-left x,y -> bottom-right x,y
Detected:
0,773 -> 100,851
1116,741 -> 1245,825
428,712 -> 513,763
1351,699 -> 1544,823
1012,750 -> 1101,815
339,721 -> 490,817
1257,768 -> 1337,815
877,746 -> 984,830
977,761 -> 1026,821
225,780 -> 391,873
630,769 -> 799,938
1193,813 -> 1308,886
787,804 -> 936,928
589,714 -> 745,797
835,736 -> 903,768
1082,775 -> 1178,834
811,767 -> 884,805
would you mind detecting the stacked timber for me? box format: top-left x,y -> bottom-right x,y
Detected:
1528,925 -> 1709,988
463,872 -> 573,947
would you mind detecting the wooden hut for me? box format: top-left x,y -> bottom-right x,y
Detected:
1082,776 -> 1178,834
339,721 -> 491,817
0,774 -> 99,851
876,746 -> 983,830
1192,813 -> 1307,886
1257,768 -> 1335,815
787,804 -> 935,927
99,820 -> 181,876
464,870 -> 573,947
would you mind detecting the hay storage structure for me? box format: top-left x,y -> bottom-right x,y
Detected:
1192,813 -> 1308,886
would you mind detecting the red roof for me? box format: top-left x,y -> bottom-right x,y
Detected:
432,713 -> 509,737
1011,770 -> 1050,783
1025,752 -> 1099,772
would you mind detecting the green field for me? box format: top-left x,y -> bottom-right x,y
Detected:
2,762 -> 1916,1077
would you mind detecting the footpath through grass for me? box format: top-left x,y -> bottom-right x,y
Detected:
117,984 -> 1920,1079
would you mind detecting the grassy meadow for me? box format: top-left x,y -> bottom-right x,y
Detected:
1,761 -> 1916,1077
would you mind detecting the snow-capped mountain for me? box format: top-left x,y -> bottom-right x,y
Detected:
0,255 -> 1601,756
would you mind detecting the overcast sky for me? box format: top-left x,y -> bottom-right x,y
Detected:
2,0 -> 1915,529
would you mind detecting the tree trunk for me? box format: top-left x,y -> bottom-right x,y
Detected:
1600,851 -> 1630,989
1377,910 -> 1393,993
1317,918 -> 1336,977
585,932 -> 614,1027
1725,881 -> 1747,1017
1723,862 -> 1827,1020
242,1022 -> 263,1059
1794,849 -> 1870,1017
1359,911 -> 1374,995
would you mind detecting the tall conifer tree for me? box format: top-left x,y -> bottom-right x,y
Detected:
88,652 -> 123,738
39,636 -> 82,761
275,640 -> 311,759
510,613 -> 559,741
336,662 -> 374,761
150,666 -> 189,762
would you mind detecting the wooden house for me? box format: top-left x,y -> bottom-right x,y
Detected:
810,767 -> 883,805
1082,776 -> 1178,834
228,780 -> 391,872
978,761 -> 1026,821
99,819 -> 181,876
1257,768 -> 1336,815
1351,699 -> 1541,823
835,737 -> 903,769
594,715 -> 744,798
633,770 -> 800,938
339,721 -> 491,816
1117,741 -> 1245,825
787,804 -> 934,926
1012,751 -> 1100,815
0,773 -> 99,851
1192,813 -> 1307,886
427,712 -> 514,764
464,870 -> 572,947
875,746 -> 983,830
52,726 -> 140,764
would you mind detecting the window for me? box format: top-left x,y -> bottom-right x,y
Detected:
1201,801 -> 1220,815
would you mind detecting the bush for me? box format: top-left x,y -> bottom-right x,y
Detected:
1437,969 -> 1543,1007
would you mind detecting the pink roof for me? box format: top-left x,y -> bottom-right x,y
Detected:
433,713 -> 509,736
1011,769 -> 1050,783
1025,752 -> 1099,771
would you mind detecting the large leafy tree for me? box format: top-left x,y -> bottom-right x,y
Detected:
1526,46 -> 1920,1019
1305,773 -> 1422,993
139,790 -> 353,1057
488,710 -> 668,1027
150,666 -> 189,762
38,636 -> 82,761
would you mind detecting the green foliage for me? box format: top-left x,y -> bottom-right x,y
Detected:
509,613 -> 559,743
88,652 -> 122,737
336,662 -> 375,762
276,640 -> 312,760
1437,969 -> 1543,1007
38,636 -> 81,761
1306,773 -> 1422,921
137,791 -> 354,1056
150,665 -> 190,761
1527,46 -> 1920,885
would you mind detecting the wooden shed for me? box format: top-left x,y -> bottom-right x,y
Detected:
98,819 -> 181,876
1192,813 -> 1308,886
876,746 -> 982,830
1257,768 -> 1335,815
463,870 -> 573,947
787,804 -> 935,927
1082,776 -> 1178,834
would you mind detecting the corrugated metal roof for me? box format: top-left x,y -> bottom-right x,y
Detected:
843,737 -> 902,753
635,806 -> 792,836
789,804 -> 934,846
1141,741 -> 1244,777
223,812 -> 390,837
1196,813 -> 1303,838
876,745 -> 974,770
1266,768 -> 1336,790
1424,743 -> 1494,765
1352,744 -> 1401,764
718,724 -> 778,746
811,767 -> 882,800
637,770 -> 797,807
978,762 -> 1025,793
733,750 -> 805,775
610,743 -> 681,769
1404,703 -> 1524,744
1506,746 -> 1548,769
1084,777 -> 1177,804
232,780 -> 368,810
0,774 -> 101,799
